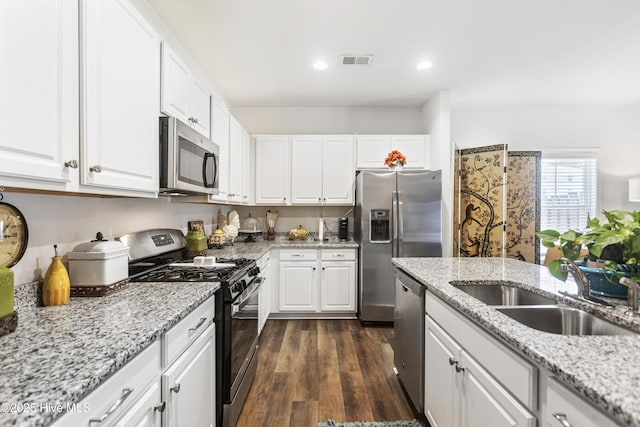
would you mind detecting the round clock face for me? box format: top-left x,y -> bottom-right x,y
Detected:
0,202 -> 29,268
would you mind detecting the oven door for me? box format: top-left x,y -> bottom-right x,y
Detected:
229,279 -> 260,399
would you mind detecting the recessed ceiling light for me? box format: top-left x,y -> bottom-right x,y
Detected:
313,60 -> 328,70
416,60 -> 433,70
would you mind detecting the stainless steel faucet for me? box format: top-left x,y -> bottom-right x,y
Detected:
559,258 -> 591,299
619,277 -> 640,315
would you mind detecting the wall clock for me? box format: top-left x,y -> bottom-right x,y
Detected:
0,200 -> 29,268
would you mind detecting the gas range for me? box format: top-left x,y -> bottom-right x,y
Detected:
118,229 -> 259,301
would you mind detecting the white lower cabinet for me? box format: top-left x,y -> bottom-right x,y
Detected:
425,315 -> 535,427
50,296 -> 215,427
277,249 -> 357,315
162,323 -> 215,427
257,253 -> 272,334
545,378 -> 617,427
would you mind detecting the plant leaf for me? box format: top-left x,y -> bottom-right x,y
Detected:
548,259 -> 568,282
536,230 -> 560,241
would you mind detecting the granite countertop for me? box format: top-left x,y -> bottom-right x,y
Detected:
206,238 -> 359,260
392,257 -> 640,427
0,280 -> 220,427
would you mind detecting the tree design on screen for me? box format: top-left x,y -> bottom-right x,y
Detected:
456,145 -> 506,258
505,152 -> 540,263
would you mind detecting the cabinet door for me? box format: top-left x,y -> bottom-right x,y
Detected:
392,135 -> 427,169
291,136 -> 323,204
255,136 -> 291,204
258,264 -> 271,334
112,379 -> 162,427
356,135 -> 390,169
81,0 -> 160,195
425,315 -> 461,427
241,128 -> 252,203
160,42 -> 190,125
320,261 -> 356,311
322,136 -> 355,205
228,115 -> 244,203
188,78 -> 211,138
0,0 -> 78,191
211,99 -> 230,201
459,350 -> 535,427
279,261 -> 317,311
163,324 -> 215,427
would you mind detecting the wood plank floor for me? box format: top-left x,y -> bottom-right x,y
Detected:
236,319 -> 415,427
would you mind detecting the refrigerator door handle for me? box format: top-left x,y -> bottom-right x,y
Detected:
392,191 -> 398,257
397,191 -> 404,257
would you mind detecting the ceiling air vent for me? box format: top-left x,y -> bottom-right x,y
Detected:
340,54 -> 374,65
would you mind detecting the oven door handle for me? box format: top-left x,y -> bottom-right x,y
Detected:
231,277 -> 263,314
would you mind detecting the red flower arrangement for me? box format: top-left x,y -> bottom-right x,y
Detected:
384,150 -> 407,167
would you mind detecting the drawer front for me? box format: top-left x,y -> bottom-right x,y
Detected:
427,292 -> 537,410
321,249 -> 356,261
257,253 -> 271,270
164,296 -> 215,367
51,341 -> 161,427
546,378 -> 617,427
280,249 -> 317,261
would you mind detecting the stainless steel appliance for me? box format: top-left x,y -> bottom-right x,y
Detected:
354,170 -> 442,323
159,116 -> 219,196
393,268 -> 426,416
119,229 -> 261,427
338,217 -> 349,241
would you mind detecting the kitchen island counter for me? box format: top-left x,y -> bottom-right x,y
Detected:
392,257 -> 640,427
0,280 -> 220,427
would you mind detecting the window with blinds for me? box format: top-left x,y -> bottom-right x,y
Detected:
539,151 -> 598,262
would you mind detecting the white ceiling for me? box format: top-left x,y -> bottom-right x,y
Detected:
146,0 -> 640,108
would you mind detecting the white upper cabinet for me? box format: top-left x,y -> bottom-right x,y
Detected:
322,135 -> 355,205
255,136 -> 291,205
209,98 -> 230,203
228,114 -> 244,204
356,134 -> 430,170
291,136 -> 323,204
81,0 -> 160,196
161,42 -> 211,138
0,0 -> 79,192
291,135 -> 354,205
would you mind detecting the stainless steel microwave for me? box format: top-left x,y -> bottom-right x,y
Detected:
159,116 -> 219,196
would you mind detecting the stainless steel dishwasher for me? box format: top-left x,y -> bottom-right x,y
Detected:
393,268 -> 425,416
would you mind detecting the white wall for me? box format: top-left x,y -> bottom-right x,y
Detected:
231,106 -> 425,134
4,192 -> 228,286
451,106 -> 640,213
422,91 -> 453,256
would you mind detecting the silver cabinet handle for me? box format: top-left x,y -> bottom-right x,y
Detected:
64,160 -> 78,169
188,117 -> 194,123
193,117 -> 198,124
455,364 -> 465,373
154,401 -> 166,413
291,254 -> 303,257
332,254 -> 346,258
90,165 -> 102,173
552,413 -> 573,427
170,383 -> 181,394
189,317 -> 207,334
448,357 -> 457,366
89,387 -> 134,424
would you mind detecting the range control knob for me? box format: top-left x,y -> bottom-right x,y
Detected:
249,267 -> 261,277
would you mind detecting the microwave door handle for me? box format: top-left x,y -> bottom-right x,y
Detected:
203,153 -> 214,188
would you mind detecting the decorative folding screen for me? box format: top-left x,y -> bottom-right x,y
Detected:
454,146 -> 541,264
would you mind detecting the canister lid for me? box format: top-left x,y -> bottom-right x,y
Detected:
68,233 -> 129,260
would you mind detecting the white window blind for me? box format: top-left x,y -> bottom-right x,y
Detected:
540,151 -> 598,253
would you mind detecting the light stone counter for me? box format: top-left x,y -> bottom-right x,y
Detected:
392,257 -> 640,427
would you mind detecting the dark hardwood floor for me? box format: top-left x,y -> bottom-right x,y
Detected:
236,319 -> 415,427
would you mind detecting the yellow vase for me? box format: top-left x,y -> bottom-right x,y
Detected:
43,257 -> 70,306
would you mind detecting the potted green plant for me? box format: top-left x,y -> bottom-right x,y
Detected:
536,210 -> 640,297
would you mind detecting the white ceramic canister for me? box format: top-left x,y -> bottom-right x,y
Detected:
67,236 -> 129,287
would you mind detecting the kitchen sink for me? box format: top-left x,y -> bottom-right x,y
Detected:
452,282 -> 556,306
496,306 -> 636,336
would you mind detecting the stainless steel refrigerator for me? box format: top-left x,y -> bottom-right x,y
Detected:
355,170 -> 442,323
